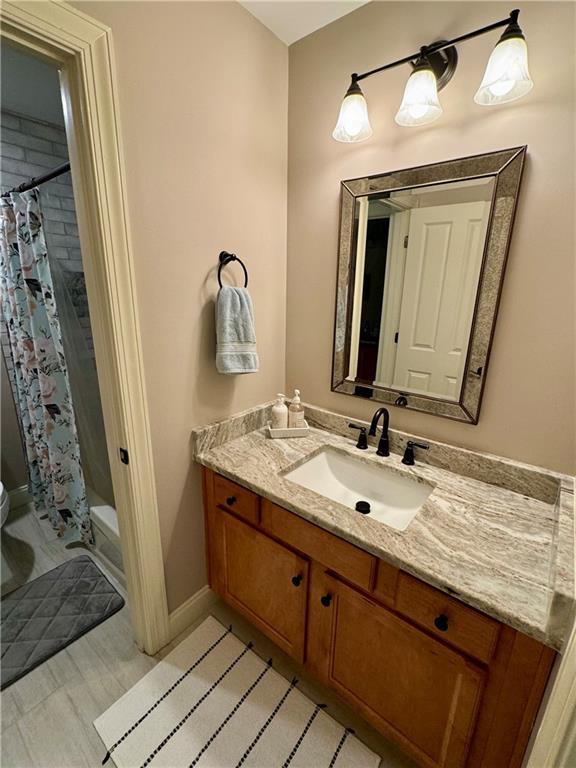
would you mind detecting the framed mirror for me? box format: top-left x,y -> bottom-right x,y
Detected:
332,147 -> 526,423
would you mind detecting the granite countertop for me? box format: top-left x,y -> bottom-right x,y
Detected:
193,403 -> 575,652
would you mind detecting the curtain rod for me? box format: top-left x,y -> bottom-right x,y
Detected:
1,161 -> 71,198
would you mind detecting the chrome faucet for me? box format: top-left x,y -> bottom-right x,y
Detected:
368,408 -> 390,457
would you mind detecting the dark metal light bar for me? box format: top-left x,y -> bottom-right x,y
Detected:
352,9 -> 520,84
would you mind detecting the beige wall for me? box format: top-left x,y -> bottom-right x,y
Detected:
64,0 -> 573,612
287,1 -> 575,474
1,354 -> 28,492
74,1 -> 288,610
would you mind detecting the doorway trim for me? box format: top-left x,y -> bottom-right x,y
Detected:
1,0 -> 170,653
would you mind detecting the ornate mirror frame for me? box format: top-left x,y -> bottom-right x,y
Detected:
331,146 -> 527,424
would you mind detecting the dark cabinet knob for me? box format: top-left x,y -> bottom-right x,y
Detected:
434,613 -> 449,632
320,593 -> 332,607
291,574 -> 303,587
226,496 -> 237,506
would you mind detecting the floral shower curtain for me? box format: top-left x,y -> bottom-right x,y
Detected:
0,189 -> 91,543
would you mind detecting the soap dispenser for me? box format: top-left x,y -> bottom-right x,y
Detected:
271,394 -> 288,429
288,389 -> 305,428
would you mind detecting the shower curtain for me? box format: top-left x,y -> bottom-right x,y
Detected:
0,189 -> 91,543
51,257 -> 115,506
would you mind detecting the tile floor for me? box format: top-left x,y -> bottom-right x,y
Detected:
1,503 -> 414,768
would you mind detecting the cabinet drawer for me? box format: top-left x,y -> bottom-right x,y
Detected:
214,473 -> 259,524
396,573 -> 500,664
261,499 -> 376,591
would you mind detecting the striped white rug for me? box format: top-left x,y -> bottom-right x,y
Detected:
94,616 -> 381,768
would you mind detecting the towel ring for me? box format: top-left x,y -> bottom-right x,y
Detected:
218,251 -> 248,288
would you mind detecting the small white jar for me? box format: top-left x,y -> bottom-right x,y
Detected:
271,394 -> 289,429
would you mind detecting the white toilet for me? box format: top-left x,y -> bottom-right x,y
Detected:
0,482 -> 10,527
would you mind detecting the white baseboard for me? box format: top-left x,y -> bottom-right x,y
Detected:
8,484 -> 30,509
168,585 -> 217,640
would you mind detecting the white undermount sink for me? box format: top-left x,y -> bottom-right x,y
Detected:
283,447 -> 432,531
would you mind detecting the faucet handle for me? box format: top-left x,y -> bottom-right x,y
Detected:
348,423 -> 368,450
402,440 -> 429,465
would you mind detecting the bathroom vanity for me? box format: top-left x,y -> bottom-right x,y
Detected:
194,403 -> 574,768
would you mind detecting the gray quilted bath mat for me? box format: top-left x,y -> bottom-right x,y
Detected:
1,554 -> 124,689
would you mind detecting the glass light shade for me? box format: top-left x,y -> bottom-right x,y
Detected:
395,67 -> 442,127
474,36 -> 533,105
332,91 -> 373,143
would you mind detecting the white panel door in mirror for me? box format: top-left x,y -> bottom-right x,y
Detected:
349,178 -> 493,402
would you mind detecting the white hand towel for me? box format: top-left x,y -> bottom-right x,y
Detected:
215,286 -> 259,374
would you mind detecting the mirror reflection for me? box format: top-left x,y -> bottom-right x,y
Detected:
348,177 -> 495,401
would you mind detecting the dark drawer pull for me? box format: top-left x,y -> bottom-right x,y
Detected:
291,574 -> 303,587
320,593 -> 332,607
226,496 -> 237,507
434,614 -> 449,632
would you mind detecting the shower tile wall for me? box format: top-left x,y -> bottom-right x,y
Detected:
0,109 -> 95,388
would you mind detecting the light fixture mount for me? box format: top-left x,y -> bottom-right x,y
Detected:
416,42 -> 458,91
346,76 -> 363,94
499,8 -> 524,41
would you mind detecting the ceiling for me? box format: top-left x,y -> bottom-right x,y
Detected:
239,1 -> 370,46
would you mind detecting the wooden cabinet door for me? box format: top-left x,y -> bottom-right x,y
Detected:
207,505 -> 309,662
308,571 -> 485,768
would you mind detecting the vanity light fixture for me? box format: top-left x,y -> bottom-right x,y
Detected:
474,13 -> 533,104
395,54 -> 443,127
332,79 -> 373,142
333,8 -> 532,141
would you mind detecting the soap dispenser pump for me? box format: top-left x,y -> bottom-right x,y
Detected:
288,389 -> 305,428
271,394 -> 289,429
